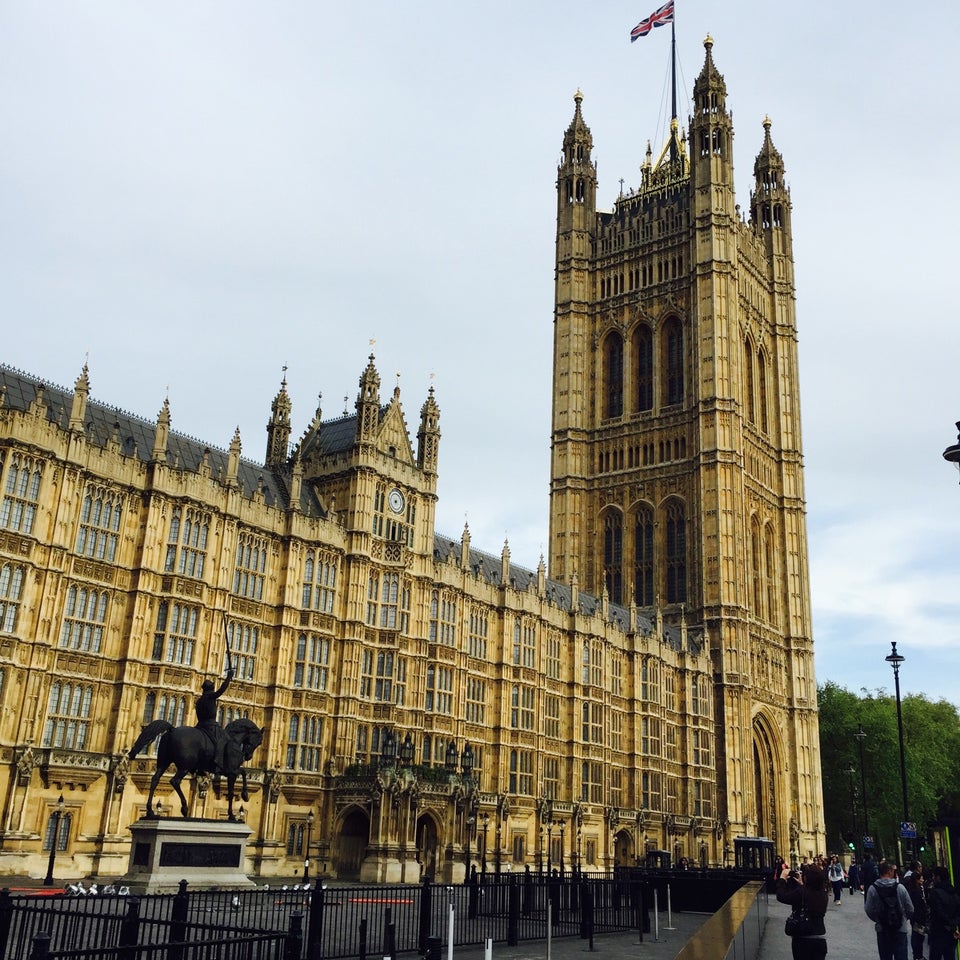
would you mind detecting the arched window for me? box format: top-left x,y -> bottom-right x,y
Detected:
603,511 -> 623,604
634,325 -> 653,412
634,505 -> 654,606
604,333 -> 624,419
765,524 -> 778,626
751,518 -> 763,617
744,339 -> 756,424
664,500 -> 686,604
757,348 -> 769,434
663,319 -> 684,406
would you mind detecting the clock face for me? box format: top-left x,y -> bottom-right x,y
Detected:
388,488 -> 405,514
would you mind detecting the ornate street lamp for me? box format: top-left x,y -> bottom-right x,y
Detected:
444,740 -> 458,775
399,733 -> 415,767
847,765 -> 858,855
43,795 -> 65,887
461,743 -> 474,779
943,421 -> 960,482
885,642 -> 910,857
481,813 -> 489,876
303,811 -> 315,882
380,730 -> 397,768
559,820 -> 566,878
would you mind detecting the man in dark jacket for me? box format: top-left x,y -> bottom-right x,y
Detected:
861,854 -> 879,891
926,866 -> 960,960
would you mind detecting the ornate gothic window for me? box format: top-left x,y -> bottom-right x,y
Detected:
42,682 -> 93,749
765,524 -> 779,626
0,454 -> 43,534
165,506 -> 209,579
634,325 -> 653,412
226,621 -> 259,681
233,532 -> 267,600
663,318 -> 684,406
744,339 -> 756,424
302,550 -> 337,614
604,333 -> 624,418
664,500 -> 686,603
0,563 -> 26,633
603,510 -> 623,604
59,585 -> 108,652
294,634 -> 329,691
286,714 -> 323,771
76,485 -> 122,562
634,505 -> 654,606
758,348 -> 769,433
152,601 -> 198,665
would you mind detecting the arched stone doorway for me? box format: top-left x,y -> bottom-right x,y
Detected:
416,813 -> 440,880
612,828 -> 634,866
336,808 -> 370,881
752,714 -> 781,844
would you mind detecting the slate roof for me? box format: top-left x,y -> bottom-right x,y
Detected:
0,364 -> 325,516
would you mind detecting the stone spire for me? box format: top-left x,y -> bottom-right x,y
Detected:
69,362 -> 90,433
265,370 -> 292,467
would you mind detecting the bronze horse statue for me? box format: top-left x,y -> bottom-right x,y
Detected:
129,717 -> 264,821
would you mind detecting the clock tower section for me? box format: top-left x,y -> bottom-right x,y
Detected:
548,39 -> 823,856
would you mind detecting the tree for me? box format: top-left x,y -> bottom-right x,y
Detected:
817,682 -> 960,860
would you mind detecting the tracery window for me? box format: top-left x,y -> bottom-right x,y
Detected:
510,685 -> 535,730
0,454 -> 43,534
634,324 -> 653,412
581,760 -> 603,803
634,504 -> 654,606
465,677 -> 486,724
302,550 -> 337,614
286,714 -> 323,771
76,486 -> 122,562
59,585 -> 108,652
43,811 -> 72,852
425,664 -> 453,714
42,682 -> 93,749
604,333 -> 624,418
604,510 -> 623,604
165,506 -> 209,579
467,606 -> 488,659
0,563 -> 26,633
509,749 -> 533,795
665,499 -> 686,603
233,532 -> 267,600
152,601 -> 198,665
664,318 -> 684,406
366,572 -> 408,630
294,634 -> 329,691
429,590 -> 457,646
226,621 -> 259,681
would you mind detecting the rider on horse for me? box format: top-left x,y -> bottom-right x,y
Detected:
195,667 -> 234,773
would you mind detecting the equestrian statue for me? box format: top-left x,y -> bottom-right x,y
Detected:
129,627 -> 264,821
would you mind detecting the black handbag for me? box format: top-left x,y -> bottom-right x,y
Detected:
785,892 -> 817,937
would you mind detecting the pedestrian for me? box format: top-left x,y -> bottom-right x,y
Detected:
827,855 -> 845,904
865,861 -> 914,960
926,866 -> 960,960
849,858 -> 861,895
861,854 -> 879,892
903,862 -> 928,960
777,860 -> 828,959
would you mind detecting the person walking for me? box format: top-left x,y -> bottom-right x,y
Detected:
865,861 -> 914,960
828,855 -> 846,904
903,862 -> 929,960
849,859 -> 862,895
778,861 -> 829,959
862,854 -> 879,892
926,866 -> 960,960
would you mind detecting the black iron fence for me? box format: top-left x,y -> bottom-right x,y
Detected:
0,869 -> 751,960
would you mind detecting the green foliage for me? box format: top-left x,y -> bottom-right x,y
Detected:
817,682 -> 960,860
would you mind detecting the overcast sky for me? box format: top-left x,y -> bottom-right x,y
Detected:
2,2 -> 958,708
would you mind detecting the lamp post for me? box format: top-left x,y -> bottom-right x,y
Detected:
854,723 -> 870,844
943,421 -> 960,482
482,813 -> 489,877
495,813 -> 502,877
538,824 -> 544,875
303,811 -> 314,882
847,765 -> 858,855
885,642 -> 911,858
559,820 -> 565,878
43,794 -> 65,887
546,817 -> 553,875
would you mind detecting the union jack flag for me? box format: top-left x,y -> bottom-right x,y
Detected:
630,0 -> 674,41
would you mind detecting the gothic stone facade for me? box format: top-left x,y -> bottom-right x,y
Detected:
0,40 -> 823,882
548,38 -> 823,860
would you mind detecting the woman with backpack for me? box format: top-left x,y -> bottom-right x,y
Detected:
926,866 -> 960,960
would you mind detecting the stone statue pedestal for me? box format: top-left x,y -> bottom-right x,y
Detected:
121,817 -> 256,893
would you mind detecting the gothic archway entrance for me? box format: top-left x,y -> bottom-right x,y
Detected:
612,829 -> 634,866
416,813 -> 440,880
336,808 -> 370,880
752,716 -> 780,844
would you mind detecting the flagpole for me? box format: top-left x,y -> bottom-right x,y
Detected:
669,17 -> 677,163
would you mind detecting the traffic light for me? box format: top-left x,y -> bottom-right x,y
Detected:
844,833 -> 855,851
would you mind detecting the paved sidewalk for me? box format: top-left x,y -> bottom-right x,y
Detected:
449,910 -> 709,960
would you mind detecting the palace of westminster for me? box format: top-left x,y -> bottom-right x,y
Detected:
0,40 -> 824,881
